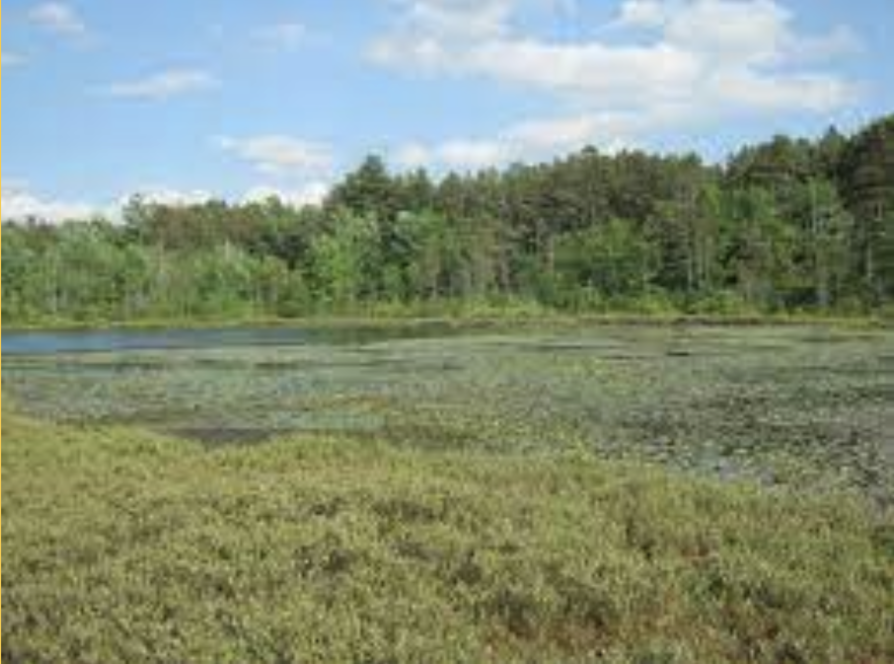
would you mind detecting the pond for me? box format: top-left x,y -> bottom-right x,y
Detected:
3,322 -> 893,503
1,321 -> 470,356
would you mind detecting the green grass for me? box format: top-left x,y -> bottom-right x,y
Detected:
3,304 -> 889,333
2,414 -> 892,663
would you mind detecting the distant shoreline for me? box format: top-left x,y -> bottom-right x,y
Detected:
4,311 -> 888,334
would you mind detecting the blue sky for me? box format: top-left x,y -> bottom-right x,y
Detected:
2,0 -> 893,220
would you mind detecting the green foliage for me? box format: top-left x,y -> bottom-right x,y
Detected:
555,219 -> 655,298
686,290 -> 757,316
310,211 -> 382,308
4,115 -> 894,325
3,413 -> 892,663
839,116 -> 894,302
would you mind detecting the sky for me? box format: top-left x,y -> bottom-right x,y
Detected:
2,0 -> 893,221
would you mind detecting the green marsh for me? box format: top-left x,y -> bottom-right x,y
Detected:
4,323 -> 893,501
3,322 -> 894,662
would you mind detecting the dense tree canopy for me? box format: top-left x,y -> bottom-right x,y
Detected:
3,115 -> 893,323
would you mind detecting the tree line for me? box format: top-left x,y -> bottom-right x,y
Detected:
3,115 -> 893,323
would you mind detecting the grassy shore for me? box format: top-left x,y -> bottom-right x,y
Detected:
2,414 -> 892,663
3,307 -> 889,333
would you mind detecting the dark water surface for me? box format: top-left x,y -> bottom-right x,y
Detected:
2,322 -> 466,356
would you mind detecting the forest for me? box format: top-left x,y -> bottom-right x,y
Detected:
3,115 -> 893,324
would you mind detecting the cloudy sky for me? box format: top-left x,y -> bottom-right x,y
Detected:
2,0 -> 892,220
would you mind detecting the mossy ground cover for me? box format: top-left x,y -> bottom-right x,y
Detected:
3,414 -> 893,663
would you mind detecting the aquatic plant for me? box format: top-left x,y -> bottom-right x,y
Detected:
4,324 -> 892,501
3,414 -> 892,663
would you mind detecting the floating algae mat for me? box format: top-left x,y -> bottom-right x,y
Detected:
3,323 -> 893,502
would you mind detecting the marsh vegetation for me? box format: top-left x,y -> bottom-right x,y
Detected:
5,323 -> 893,503
3,323 -> 894,662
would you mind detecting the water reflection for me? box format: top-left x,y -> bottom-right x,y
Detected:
2,322 -> 467,356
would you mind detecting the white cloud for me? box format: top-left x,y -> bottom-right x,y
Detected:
466,39 -> 703,105
0,179 -> 330,224
394,138 -> 508,171
1,180 -> 97,223
368,0 -> 519,70
29,2 -> 88,37
506,115 -> 604,152
217,135 -> 333,177
401,0 -> 516,40
252,21 -> 309,50
615,0 -> 668,29
129,186 -> 215,207
393,142 -> 433,169
709,69 -> 856,113
394,111 -> 643,171
438,139 -> 508,170
786,25 -> 861,64
243,181 -> 330,207
105,69 -> 219,100
2,52 -> 26,68
373,0 -> 861,156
